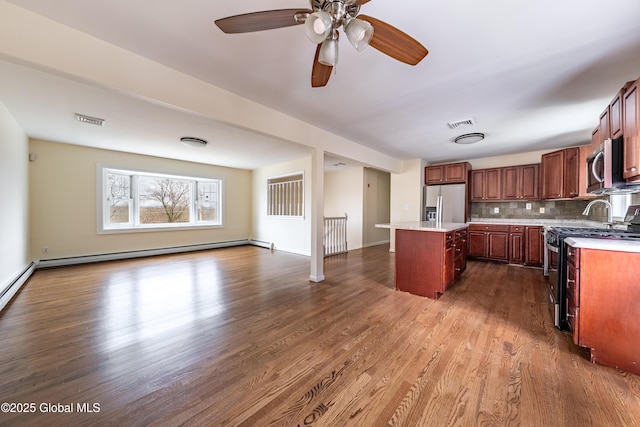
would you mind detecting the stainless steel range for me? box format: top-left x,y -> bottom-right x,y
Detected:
544,223 -> 640,330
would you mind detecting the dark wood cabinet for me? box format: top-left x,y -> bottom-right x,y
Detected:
610,87 -> 625,139
623,78 -> 640,181
566,244 -> 640,376
470,224 -> 542,266
508,226 -> 524,264
564,147 -> 580,198
425,162 -> 470,185
502,164 -> 540,200
395,227 -> 468,300
524,226 -> 544,267
467,224 -> 509,262
470,168 -> 502,201
541,147 -> 579,199
444,232 -> 455,290
599,107 -> 610,141
454,228 -> 467,279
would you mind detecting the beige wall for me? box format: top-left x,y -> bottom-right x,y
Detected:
251,156 -> 312,255
0,2 -> 402,175
325,167 -> 365,250
390,158 -> 426,223
0,101 -> 29,290
363,168 -> 390,246
466,149 -> 558,169
29,139 -> 252,260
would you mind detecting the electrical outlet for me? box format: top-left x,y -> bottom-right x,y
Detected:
42,247 -> 49,254
526,203 -> 532,210
539,207 -> 545,214
493,207 -> 499,214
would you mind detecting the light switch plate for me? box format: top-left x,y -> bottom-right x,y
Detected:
493,207 -> 499,213
539,207 -> 545,213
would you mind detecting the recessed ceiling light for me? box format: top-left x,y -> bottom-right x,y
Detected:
75,113 -> 105,126
180,137 -> 208,148
454,132 -> 485,144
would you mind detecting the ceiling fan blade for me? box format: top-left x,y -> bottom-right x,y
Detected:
358,14 -> 428,65
311,45 -> 333,88
354,0 -> 372,5
215,9 -> 311,34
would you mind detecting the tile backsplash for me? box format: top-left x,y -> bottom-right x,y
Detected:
471,199 -> 607,222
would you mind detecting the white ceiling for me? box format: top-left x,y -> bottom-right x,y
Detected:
2,0 -> 640,171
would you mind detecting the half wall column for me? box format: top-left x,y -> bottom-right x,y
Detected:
310,148 -> 324,282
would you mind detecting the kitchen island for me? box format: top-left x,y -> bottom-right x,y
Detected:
563,237 -> 640,375
376,221 -> 468,299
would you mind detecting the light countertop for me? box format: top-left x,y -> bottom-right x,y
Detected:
564,237 -> 640,253
469,218 -> 607,228
375,221 -> 468,233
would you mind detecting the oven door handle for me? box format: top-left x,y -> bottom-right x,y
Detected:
592,151 -> 604,183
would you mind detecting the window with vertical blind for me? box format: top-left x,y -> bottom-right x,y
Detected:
267,173 -> 304,217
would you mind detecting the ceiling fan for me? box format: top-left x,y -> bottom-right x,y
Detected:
214,0 -> 428,88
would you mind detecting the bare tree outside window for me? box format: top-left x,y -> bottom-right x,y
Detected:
139,177 -> 191,224
106,173 -> 131,223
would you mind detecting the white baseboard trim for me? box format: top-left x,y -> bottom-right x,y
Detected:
363,240 -> 390,248
1,262 -> 36,312
36,240 -> 251,269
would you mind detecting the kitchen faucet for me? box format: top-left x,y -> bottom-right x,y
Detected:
582,199 -> 613,227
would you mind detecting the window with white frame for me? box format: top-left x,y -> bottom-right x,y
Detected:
100,167 -> 222,232
267,173 -> 304,217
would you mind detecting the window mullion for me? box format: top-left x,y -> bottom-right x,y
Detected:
132,175 -> 140,227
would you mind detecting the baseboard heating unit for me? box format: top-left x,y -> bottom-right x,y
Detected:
1,262 -> 36,312
37,240 -> 251,269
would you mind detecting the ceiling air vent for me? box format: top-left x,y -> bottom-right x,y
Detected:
75,113 -> 105,126
448,118 -> 475,129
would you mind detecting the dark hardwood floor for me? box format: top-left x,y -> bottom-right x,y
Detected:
0,244 -> 639,426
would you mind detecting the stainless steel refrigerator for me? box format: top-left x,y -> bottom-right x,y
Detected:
423,184 -> 467,223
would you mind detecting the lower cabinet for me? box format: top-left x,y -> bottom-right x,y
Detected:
469,224 -> 544,266
524,226 -> 544,266
454,228 -> 468,280
467,224 -> 509,262
509,226 -> 524,264
566,244 -> 640,375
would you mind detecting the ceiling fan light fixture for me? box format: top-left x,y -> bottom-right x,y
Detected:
454,132 -> 485,145
305,11 -> 333,44
319,34 -> 339,66
344,18 -> 373,51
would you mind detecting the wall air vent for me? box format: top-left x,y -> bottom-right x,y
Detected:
75,113 -> 105,126
448,118 -> 475,129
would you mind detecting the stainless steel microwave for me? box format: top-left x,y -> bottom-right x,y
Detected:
586,137 -> 627,194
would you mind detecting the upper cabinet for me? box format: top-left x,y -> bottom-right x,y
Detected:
623,78 -> 640,182
470,164 -> 539,202
502,164 -> 540,200
610,87 -> 625,139
541,147 -> 580,199
470,168 -> 502,201
425,162 -> 470,185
